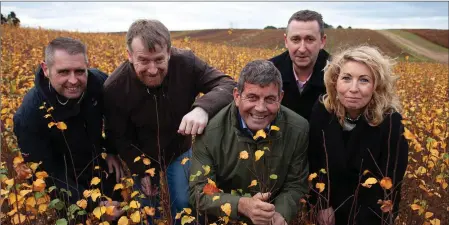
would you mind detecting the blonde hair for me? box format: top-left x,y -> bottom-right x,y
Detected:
322,45 -> 401,126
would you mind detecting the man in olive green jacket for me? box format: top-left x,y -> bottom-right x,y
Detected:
189,60 -> 309,225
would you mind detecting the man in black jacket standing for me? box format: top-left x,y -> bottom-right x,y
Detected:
13,37 -> 123,203
270,10 -> 330,121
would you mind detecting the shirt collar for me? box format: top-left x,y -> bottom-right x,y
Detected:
237,110 -> 272,139
293,65 -> 312,84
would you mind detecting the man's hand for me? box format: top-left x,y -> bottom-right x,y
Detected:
100,200 -> 124,221
272,212 -> 287,225
238,192 -> 275,225
317,207 -> 335,225
141,176 -> 159,197
106,154 -> 125,183
178,107 -> 208,136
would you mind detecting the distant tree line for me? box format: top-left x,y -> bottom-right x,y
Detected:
1,11 -> 21,27
263,22 -> 353,30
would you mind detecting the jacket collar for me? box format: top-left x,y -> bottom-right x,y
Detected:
230,102 -> 282,143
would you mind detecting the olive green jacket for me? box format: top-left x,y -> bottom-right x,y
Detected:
189,102 -> 309,223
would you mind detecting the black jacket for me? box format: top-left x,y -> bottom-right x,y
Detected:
308,101 -> 409,225
13,66 -> 112,200
270,50 -> 330,121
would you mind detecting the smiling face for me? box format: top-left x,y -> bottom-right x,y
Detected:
336,60 -> 375,118
233,82 -> 283,132
128,37 -> 170,88
42,49 -> 88,99
284,20 -> 326,71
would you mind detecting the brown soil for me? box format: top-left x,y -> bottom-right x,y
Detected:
403,29 -> 449,48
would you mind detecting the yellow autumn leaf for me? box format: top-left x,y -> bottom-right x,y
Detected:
90,177 -> 101,186
44,114 -> 51,118
403,128 -> 415,140
430,218 -> 441,225
118,216 -> 129,225
11,213 -> 26,225
425,211 -> 434,219
212,196 -> 220,201
38,204 -> 47,213
220,203 -> 231,216
46,107 -> 54,112
144,206 -> 156,216
253,129 -> 266,140
35,171 -> 48,179
270,125 -> 280,131
308,173 -> 317,181
99,222 -> 110,225
101,152 -> 107,159
380,177 -> 393,190
77,199 -> 87,209
4,178 -> 14,186
29,162 -> 42,172
106,206 -> 115,216
202,165 -> 211,175
130,200 -> 141,209
134,156 -> 141,162
142,158 -> 151,166
91,189 -> 101,202
363,170 -> 370,175
131,191 -> 139,198
207,178 -> 217,187
19,189 -> 32,197
33,179 -> 46,192
410,204 -> 421,211
361,177 -> 378,188
94,166 -> 100,170
254,150 -> 264,161
183,208 -> 192,215
181,215 -> 195,225
114,183 -> 124,191
239,151 -> 249,159
248,179 -> 257,187
175,212 -> 182,219
316,182 -> 325,193
130,211 -> 141,223
25,196 -> 36,207
83,189 -> 92,198
56,122 -> 67,130
181,157 -> 190,165
93,206 -> 107,219
145,168 -> 156,177
13,155 -> 24,165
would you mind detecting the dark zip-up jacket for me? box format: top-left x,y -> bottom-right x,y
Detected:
270,49 -> 330,121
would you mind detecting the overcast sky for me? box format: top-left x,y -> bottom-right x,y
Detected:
1,2 -> 448,32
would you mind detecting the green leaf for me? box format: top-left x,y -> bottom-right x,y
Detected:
49,198 -> 65,211
263,146 -> 270,151
237,189 -> 243,194
55,218 -> 68,225
68,204 -> 80,214
189,174 -> 196,182
443,153 -> 449,160
77,210 -> 87,216
60,188 -> 72,197
243,193 -> 252,198
231,190 -> 238,196
195,171 -> 202,176
34,191 -> 44,199
269,174 -> 278,180
48,186 -> 57,193
122,205 -> 130,211
319,168 -> 327,174
0,168 -> 8,174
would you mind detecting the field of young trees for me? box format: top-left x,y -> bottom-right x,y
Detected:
1,25 -> 448,225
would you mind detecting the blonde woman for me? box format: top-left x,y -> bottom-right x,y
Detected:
308,46 -> 409,225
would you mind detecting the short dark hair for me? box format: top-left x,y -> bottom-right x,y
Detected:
237,60 -> 282,95
45,37 -> 88,68
287,10 -> 325,37
126,19 -> 171,52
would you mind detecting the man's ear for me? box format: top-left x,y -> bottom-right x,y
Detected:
284,33 -> 288,49
127,48 -> 133,63
233,87 -> 240,107
279,90 -> 284,103
41,62 -> 50,78
320,34 -> 327,49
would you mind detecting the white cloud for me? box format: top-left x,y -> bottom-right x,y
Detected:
1,2 -> 448,32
